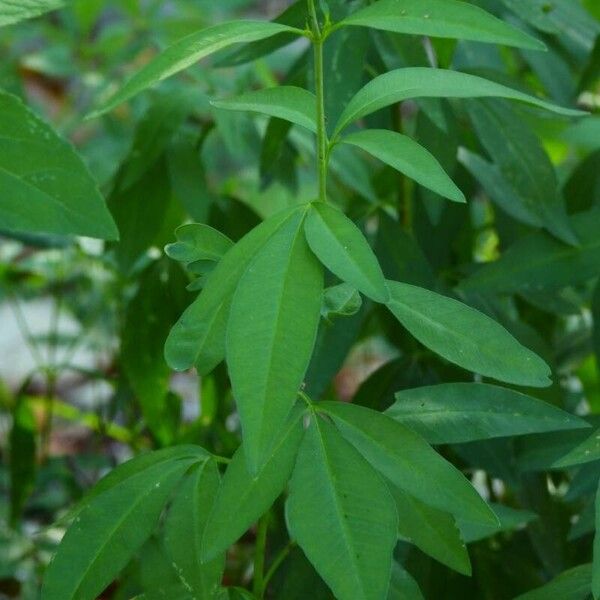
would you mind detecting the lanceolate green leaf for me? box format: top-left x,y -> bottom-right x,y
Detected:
385,281 -> 552,387
333,68 -> 584,137
227,208 -> 323,472
339,0 -> 545,50
201,406 -> 305,562
515,564 -> 592,600
321,402 -> 497,528
391,486 -> 471,575
165,205 -> 300,373
466,99 -> 576,245
340,129 -> 465,203
304,202 -> 388,302
165,460 -> 224,598
42,458 -> 198,600
461,207 -> 600,293
388,383 -> 588,444
0,90 -> 118,240
286,417 -> 398,600
0,0 -> 64,26
89,21 -> 303,118
552,428 -> 600,469
212,87 -> 318,133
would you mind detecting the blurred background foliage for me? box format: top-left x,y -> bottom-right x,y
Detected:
1,0 -> 600,598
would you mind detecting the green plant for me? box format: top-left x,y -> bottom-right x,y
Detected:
2,0 -> 600,599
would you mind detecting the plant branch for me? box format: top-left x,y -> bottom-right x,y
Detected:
253,512 -> 269,597
308,0 -> 329,202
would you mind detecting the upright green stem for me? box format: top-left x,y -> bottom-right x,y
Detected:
253,513 -> 269,597
308,0 -> 328,202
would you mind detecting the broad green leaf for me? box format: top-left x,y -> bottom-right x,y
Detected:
386,281 -> 552,387
286,417 -> 398,600
201,406 -> 305,562
322,283 -> 362,320
594,282 -> 600,370
457,503 -> 538,543
563,117 -> 600,150
339,0 -> 545,50
0,0 -> 64,26
165,205 -> 300,373
42,458 -> 197,600
388,383 -> 588,444
340,129 -> 465,203
89,21 -> 303,117
321,402 -> 497,528
552,428 -> 600,469
391,486 -> 471,575
227,208 -> 322,472
459,148 -> 541,227
215,1 -> 306,67
387,563 -> 424,600
0,90 -> 118,240
66,446 -> 208,522
462,207 -> 600,293
165,460 -> 224,598
304,202 -> 388,303
165,223 -> 233,266
212,87 -> 318,133
515,564 -> 592,600
466,99 -> 576,245
333,67 -> 584,137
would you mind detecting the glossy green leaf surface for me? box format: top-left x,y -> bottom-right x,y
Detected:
334,67 -> 584,137
386,281 -> 552,387
340,129 -> 465,203
212,87 -> 318,133
89,21 -> 302,117
227,209 -> 322,472
391,486 -> 471,575
42,458 -> 197,600
0,90 -> 118,240
165,460 -> 224,598
321,402 -> 497,528
165,206 -> 300,373
286,417 -> 398,600
304,201 -> 388,302
0,0 -> 64,26
201,406 -> 305,562
389,383 -> 588,444
340,0 -> 545,50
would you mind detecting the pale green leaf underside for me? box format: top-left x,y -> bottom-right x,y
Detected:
164,205 -> 300,373
89,21 -> 301,117
340,0 -> 545,50
0,90 -> 118,240
389,383 -> 588,444
42,458 -> 197,600
212,86 -> 318,133
227,209 -> 323,473
202,406 -> 305,562
304,201 -> 388,303
334,68 -> 585,137
0,0 -> 64,26
385,281 -> 552,387
286,417 -> 398,600
321,402 -> 498,529
341,129 -> 465,203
